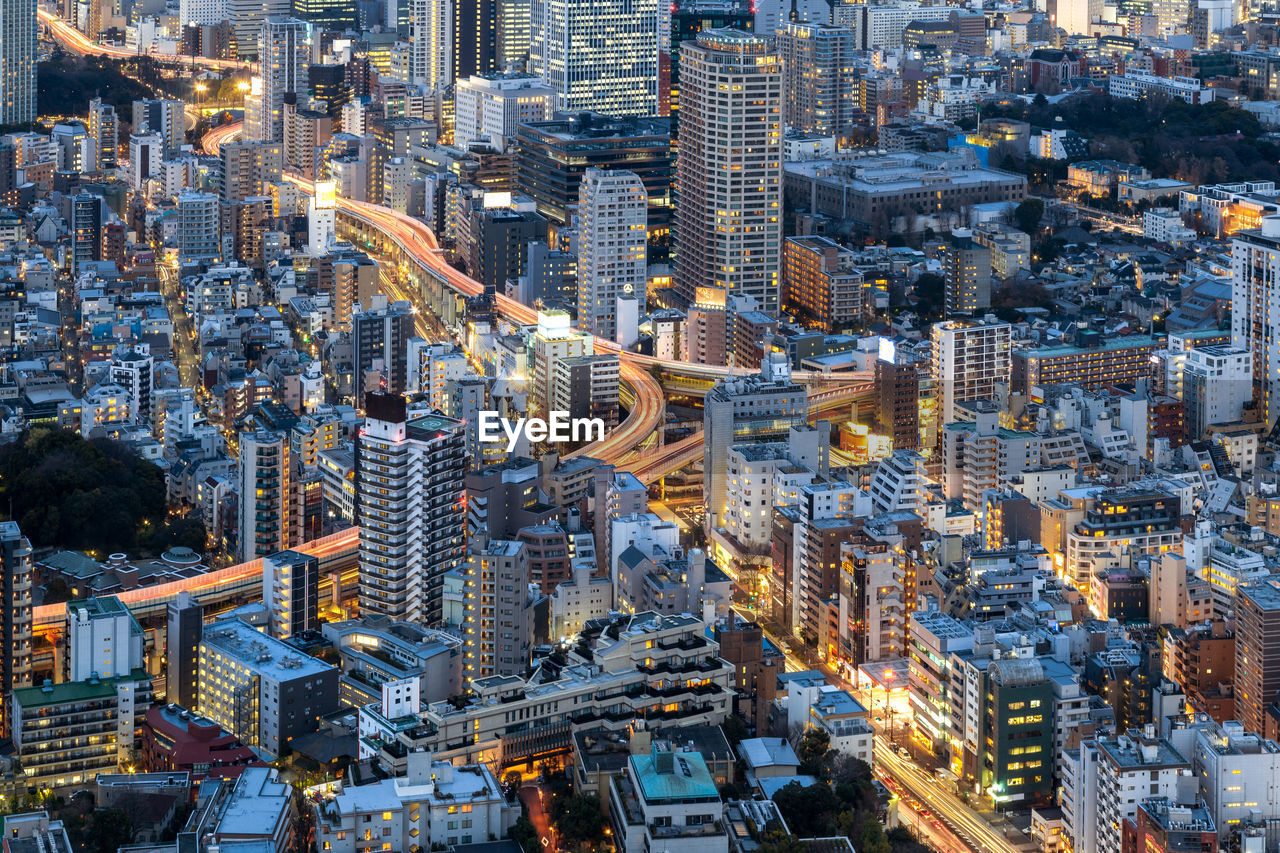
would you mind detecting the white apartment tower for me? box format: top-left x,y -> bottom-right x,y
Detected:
1232,216 -> 1280,427
931,318 -> 1013,425
453,73 -> 554,150
0,0 -> 36,126
409,0 -> 452,91
254,18 -> 308,142
577,168 -> 648,344
177,191 -> 221,263
674,30 -> 783,313
88,98 -> 118,171
356,393 -> 467,626
238,430 -> 294,562
529,0 -> 659,116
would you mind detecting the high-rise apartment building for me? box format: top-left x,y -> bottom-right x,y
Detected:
529,0 -> 660,116
71,192 -> 103,274
876,348 -> 923,451
577,168 -> 647,343
254,19 -> 309,142
356,393 -> 467,625
220,140 -> 284,204
109,347 -> 154,422
263,550 -> 320,639
88,98 -> 118,171
1182,345 -> 1253,439
238,430 -> 294,562
777,22 -> 859,138
128,133 -> 162,191
177,191 -> 221,264
674,30 -> 782,312
1235,580 -> 1280,737
0,0 -> 36,125
351,300 -> 416,405
409,0 -> 452,90
1232,217 -> 1280,426
463,538 -> 534,682
781,235 -> 864,332
132,99 -> 184,154
931,318 -> 1012,425
314,249 -> 379,327
945,229 -> 993,316
0,521 -> 32,735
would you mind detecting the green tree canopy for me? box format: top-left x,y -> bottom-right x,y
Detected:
550,793 -> 605,849
0,429 -> 202,554
1014,198 -> 1044,235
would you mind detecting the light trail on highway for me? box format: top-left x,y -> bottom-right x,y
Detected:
39,8 -> 252,69
200,123 -> 876,472
875,741 -> 1021,853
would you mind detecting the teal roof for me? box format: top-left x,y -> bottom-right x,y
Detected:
631,751 -> 720,802
12,668 -> 149,707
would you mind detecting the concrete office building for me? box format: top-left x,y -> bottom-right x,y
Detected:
529,0 -> 660,116
197,618 -> 338,757
454,73 -> 554,150
166,591 -> 203,708
66,596 -> 145,683
703,354 -> 807,530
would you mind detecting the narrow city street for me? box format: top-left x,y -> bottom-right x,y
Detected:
518,786 -> 557,853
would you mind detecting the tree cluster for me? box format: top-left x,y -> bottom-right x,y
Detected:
768,730 -> 927,853
985,93 -> 1280,185
38,53 -> 155,122
0,428 -> 205,554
